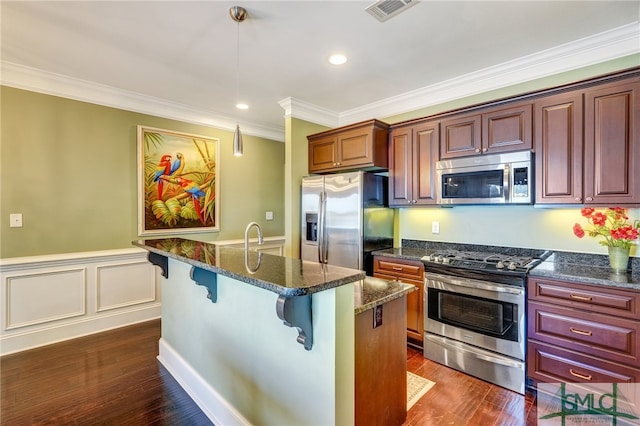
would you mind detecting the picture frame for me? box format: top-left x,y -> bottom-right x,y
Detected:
137,125 -> 220,236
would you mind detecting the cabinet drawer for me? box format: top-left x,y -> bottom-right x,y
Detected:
373,257 -> 424,282
528,277 -> 640,319
528,301 -> 639,366
528,340 -> 640,384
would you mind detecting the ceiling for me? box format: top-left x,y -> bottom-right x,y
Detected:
2,1 -> 639,141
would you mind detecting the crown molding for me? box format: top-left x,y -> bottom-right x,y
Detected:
338,22 -> 640,125
278,97 -> 339,128
2,22 -> 639,137
0,62 -> 286,142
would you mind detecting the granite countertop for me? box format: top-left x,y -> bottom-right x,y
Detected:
372,240 -> 640,291
133,238 -> 365,297
529,251 -> 640,290
354,276 -> 416,315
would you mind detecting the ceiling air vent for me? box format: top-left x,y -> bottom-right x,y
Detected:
365,0 -> 417,22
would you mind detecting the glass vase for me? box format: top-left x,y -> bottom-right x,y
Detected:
608,246 -> 630,274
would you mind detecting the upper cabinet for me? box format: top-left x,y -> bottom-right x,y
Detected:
535,76 -> 640,205
388,120 -> 439,207
440,102 -> 532,159
307,119 -> 389,174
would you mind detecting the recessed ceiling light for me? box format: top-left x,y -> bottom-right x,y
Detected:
329,54 -> 347,65
236,103 -> 249,110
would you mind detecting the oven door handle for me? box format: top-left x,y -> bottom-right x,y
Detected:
424,272 -> 524,295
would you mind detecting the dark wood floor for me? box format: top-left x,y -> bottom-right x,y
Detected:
1,320 -> 537,425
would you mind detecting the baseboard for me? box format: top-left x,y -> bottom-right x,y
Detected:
0,304 -> 160,355
158,338 -> 251,426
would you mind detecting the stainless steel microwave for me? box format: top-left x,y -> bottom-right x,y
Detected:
436,151 -> 533,205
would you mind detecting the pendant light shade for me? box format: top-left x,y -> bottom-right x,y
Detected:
230,6 -> 247,157
233,124 -> 243,157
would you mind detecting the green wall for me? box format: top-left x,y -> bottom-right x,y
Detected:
283,117 -> 329,258
0,87 -> 285,258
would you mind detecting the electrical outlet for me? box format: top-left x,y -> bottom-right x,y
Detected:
431,221 -> 440,234
10,213 -> 23,228
266,211 -> 274,221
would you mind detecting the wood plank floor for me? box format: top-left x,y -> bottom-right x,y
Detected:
1,320 -> 538,425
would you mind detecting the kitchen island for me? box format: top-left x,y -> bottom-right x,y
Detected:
133,238 -> 414,426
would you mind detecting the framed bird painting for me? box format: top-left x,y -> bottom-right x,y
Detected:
137,125 -> 220,235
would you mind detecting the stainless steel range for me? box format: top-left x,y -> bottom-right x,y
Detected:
421,248 -> 549,394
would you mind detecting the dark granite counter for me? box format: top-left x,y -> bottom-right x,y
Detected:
133,238 -> 364,297
354,277 -> 415,315
529,251 -> 640,290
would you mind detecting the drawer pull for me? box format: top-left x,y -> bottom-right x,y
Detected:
569,294 -> 592,301
392,266 -> 403,271
569,369 -> 592,381
569,327 -> 592,337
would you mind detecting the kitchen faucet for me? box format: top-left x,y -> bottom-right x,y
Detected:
244,221 -> 263,251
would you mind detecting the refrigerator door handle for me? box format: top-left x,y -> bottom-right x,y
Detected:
317,191 -> 325,264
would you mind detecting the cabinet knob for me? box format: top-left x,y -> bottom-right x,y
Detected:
574,197 -> 582,202
586,196 -> 593,202
482,148 -> 488,152
475,149 -> 480,153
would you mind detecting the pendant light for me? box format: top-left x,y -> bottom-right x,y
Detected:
230,6 -> 247,157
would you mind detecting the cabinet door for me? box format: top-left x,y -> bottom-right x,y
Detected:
373,257 -> 424,347
308,136 -> 337,173
482,103 -> 532,154
584,79 -> 640,204
412,122 -> 439,205
338,129 -> 372,169
388,127 -> 413,206
534,91 -> 584,204
440,113 -> 482,159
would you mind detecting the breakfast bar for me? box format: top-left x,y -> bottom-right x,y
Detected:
133,238 -> 414,426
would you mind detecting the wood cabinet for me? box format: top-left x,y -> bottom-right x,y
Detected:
527,277 -> 640,387
388,120 -> 439,207
373,256 -> 424,348
307,119 -> 389,174
355,296 -> 407,426
535,77 -> 640,205
440,102 -> 532,159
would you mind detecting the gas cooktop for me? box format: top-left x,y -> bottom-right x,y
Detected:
420,248 -> 550,276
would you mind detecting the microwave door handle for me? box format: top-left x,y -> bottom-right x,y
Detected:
503,165 -> 510,203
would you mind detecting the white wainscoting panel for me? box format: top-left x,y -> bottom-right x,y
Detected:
96,261 -> 156,312
0,248 -> 161,355
6,268 -> 86,330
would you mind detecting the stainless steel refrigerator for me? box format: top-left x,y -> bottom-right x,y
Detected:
301,171 -> 394,275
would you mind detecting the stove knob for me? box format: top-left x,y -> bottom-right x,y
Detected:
436,256 -> 444,263
496,261 -> 505,269
442,257 -> 450,264
508,262 -> 517,270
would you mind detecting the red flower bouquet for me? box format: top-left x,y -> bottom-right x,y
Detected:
573,207 -> 639,249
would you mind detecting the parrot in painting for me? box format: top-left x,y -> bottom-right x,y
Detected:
168,152 -> 185,177
153,154 -> 172,200
161,176 -> 206,224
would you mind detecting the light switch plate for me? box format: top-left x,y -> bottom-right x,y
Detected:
10,213 -> 23,228
266,211 -> 274,221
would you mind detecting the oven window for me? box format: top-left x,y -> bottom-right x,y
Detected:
441,170 -> 504,199
427,288 -> 518,342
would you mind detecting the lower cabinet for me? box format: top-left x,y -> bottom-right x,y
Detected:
527,277 -> 640,387
355,296 -> 407,426
373,256 -> 424,348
